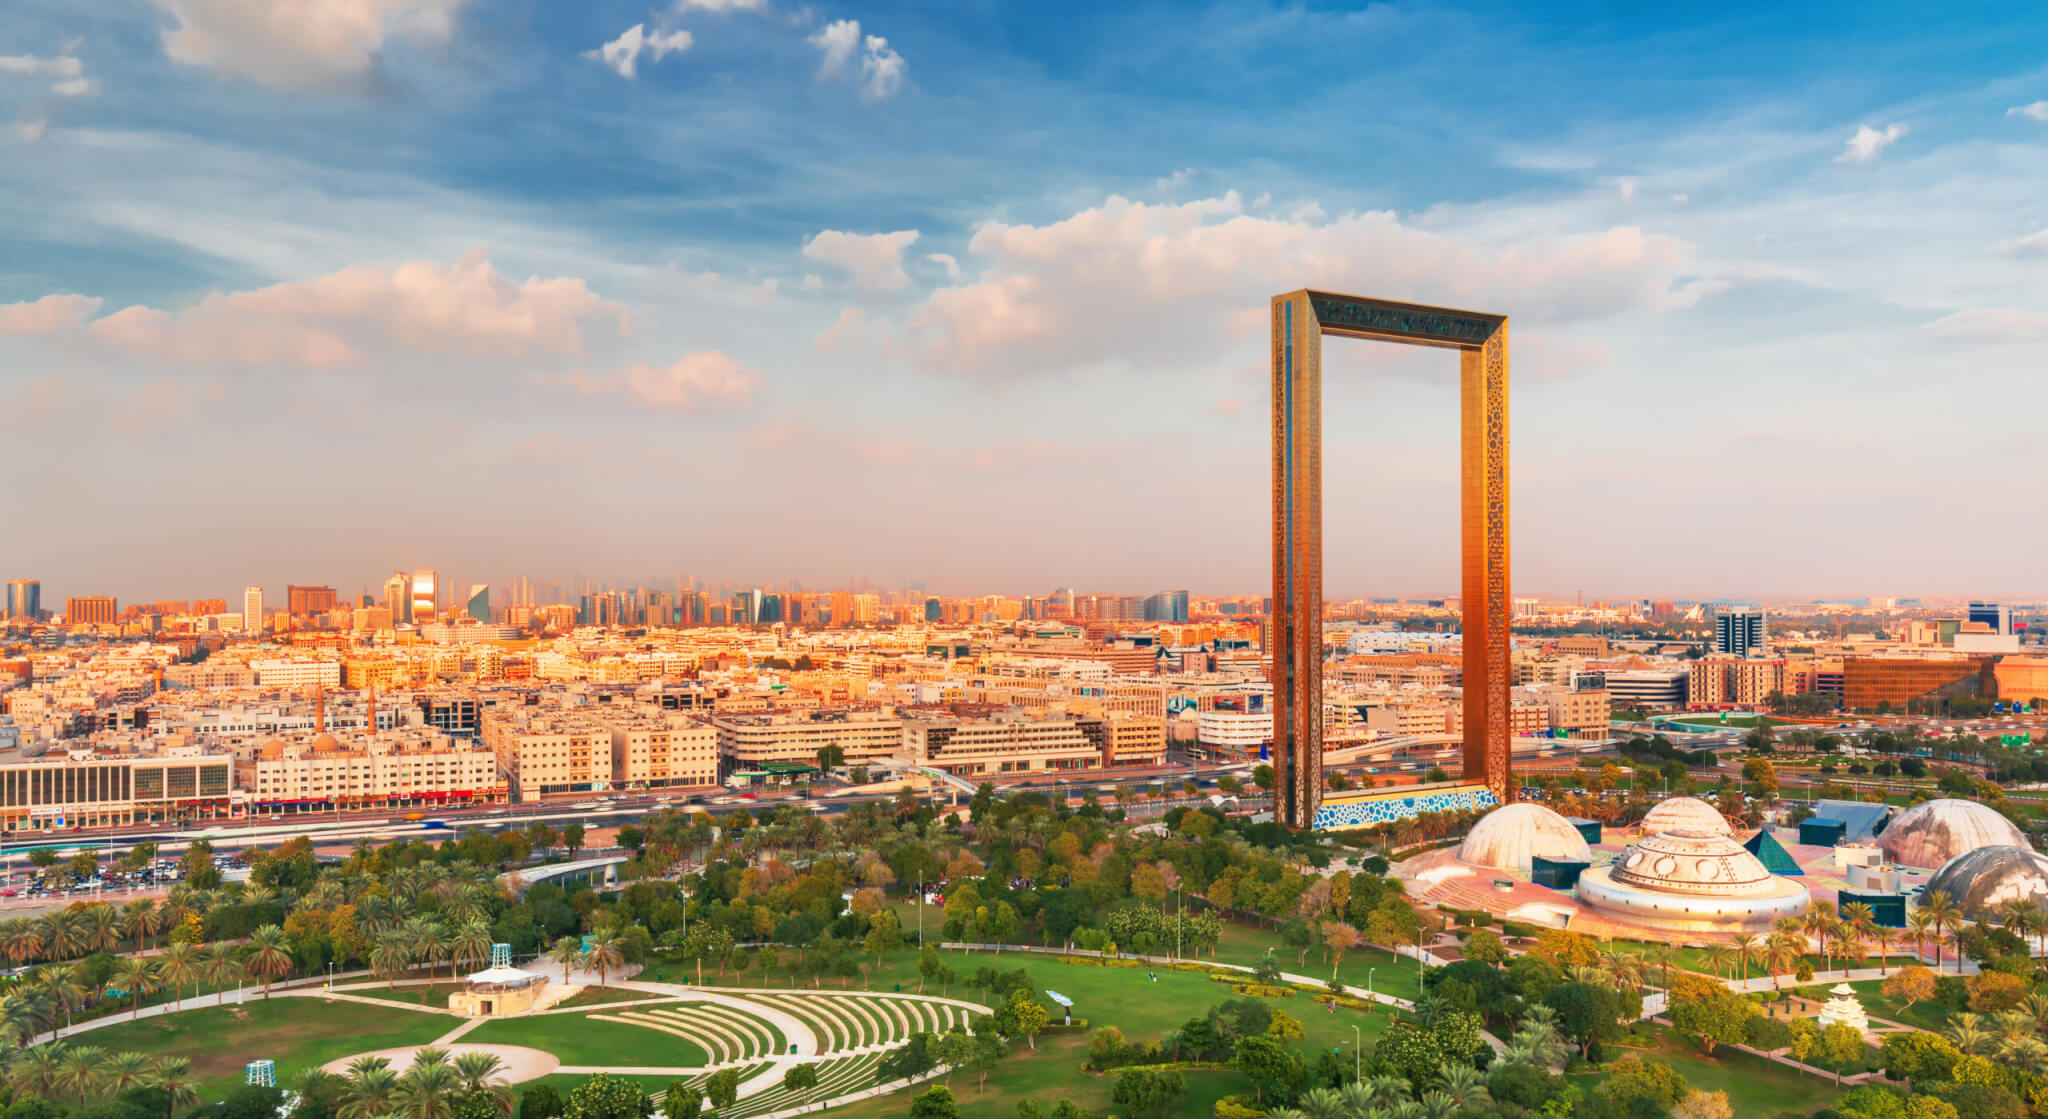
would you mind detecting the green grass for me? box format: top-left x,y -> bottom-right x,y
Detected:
344,982 -> 465,1007
1209,922 -> 1425,1003
551,986 -> 671,1009
1569,1027 -> 1845,1118
1844,978 -> 1953,1031
59,996 -> 454,1100
819,1034 -> 1245,1119
464,1010 -> 711,1068
515,1072 -> 682,1096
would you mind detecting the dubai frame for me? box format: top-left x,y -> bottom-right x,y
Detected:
1270,291 -> 1512,829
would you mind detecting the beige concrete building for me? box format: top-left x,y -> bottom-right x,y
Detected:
240,731 -> 504,812
903,711 -> 1105,776
480,709 -> 615,801
715,710 -> 905,770
0,751 -> 234,831
610,717 -> 718,791
1535,686 -> 1612,739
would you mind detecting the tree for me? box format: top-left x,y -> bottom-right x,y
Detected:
1111,1069 -> 1186,1119
563,825 -> 586,859
202,942 -> 244,1006
1542,982 -> 1622,1059
700,1071 -> 739,1112
918,945 -> 942,995
968,1033 -> 1008,1090
1879,1031 -> 1962,1085
1252,765 -> 1274,792
660,1086 -> 699,1119
113,956 -> 159,1020
519,1085 -> 564,1119
908,1086 -> 959,1119
1672,1090 -> 1734,1119
1742,757 -> 1778,798
1820,1021 -> 1865,1085
1231,1035 -> 1303,1103
562,1075 -> 647,1119
245,925 -> 295,998
549,937 -> 584,984
1595,1055 -> 1689,1118
585,931 -> 625,988
152,1057 -> 203,1119
778,1064 -> 818,1110
1000,989 -> 1048,1050
1463,928 -> 1507,969
1667,974 -> 1756,1055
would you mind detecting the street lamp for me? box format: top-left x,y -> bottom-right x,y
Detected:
1367,967 -> 1375,1005
1351,1023 -> 1360,1082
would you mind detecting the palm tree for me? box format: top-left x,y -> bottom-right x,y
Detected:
1364,1073 -> 1411,1107
451,1052 -> 513,1116
1765,932 -> 1802,991
156,942 -> 198,1010
113,957 -> 159,1020
1871,924 -> 1897,977
1737,935 -> 1763,983
1950,1012 -> 1993,1057
1290,1086 -> 1347,1119
82,906 -> 123,957
100,1051 -> 155,1100
372,932 -> 415,989
1416,1090 -> 1460,1119
405,917 -> 449,982
151,1056 -> 200,1119
341,1063 -> 401,1119
2021,990 -> 2048,1034
245,925 -> 296,998
1906,909 -> 1937,966
37,965 -> 86,1035
396,1056 -> 461,1119
201,942 -> 244,1005
449,921 -> 492,981
1436,1063 -> 1489,1110
1921,891 -> 1963,974
39,911 -> 82,964
122,899 -> 164,952
60,1044 -> 105,1103
1703,945 -> 1732,980
0,990 -> 47,1048
584,930 -> 623,988
0,918 -> 40,968
14,1044 -> 67,1098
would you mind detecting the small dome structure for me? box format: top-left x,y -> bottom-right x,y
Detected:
1457,803 -> 1593,873
1876,798 -> 2027,869
1575,829 -> 1810,932
1640,796 -> 1732,837
1925,845 -> 2048,918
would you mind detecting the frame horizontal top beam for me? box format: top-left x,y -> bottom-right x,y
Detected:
1303,290 -> 1505,349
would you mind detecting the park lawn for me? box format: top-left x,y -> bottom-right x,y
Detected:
1845,978 -> 1953,1031
345,981 -> 465,1007
465,1010 -> 710,1069
551,986 -> 670,1009
64,996 -> 454,1100
516,1072 -> 681,1096
1210,922 -> 1425,1003
1570,1028 -> 1844,1118
818,1033 -> 1246,1119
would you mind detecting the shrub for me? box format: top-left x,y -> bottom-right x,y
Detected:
1212,1095 -> 1264,1119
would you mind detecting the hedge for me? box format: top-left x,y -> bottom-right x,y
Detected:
1214,1094 -> 1265,1119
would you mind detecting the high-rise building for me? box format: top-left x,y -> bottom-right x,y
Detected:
1715,608 -> 1765,656
4,580 -> 39,621
465,584 -> 490,622
1144,590 -> 1190,624
287,585 -> 339,616
383,571 -> 411,624
243,587 -> 265,633
411,568 -> 437,623
1969,602 -> 2013,635
65,596 -> 118,625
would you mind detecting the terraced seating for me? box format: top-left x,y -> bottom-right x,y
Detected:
650,1061 -> 772,1106
719,1052 -> 883,1118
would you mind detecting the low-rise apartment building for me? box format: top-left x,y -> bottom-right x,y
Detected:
714,710 -> 905,772
0,751 -> 234,831
610,716 -> 718,791
239,731 -> 504,813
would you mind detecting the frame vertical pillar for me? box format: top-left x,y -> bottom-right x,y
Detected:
1461,325 -> 1512,805
1270,292 -> 1323,830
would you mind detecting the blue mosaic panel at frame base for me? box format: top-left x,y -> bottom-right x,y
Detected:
1309,786 -> 1499,831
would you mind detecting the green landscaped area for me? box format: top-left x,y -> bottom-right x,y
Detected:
551,986 -> 670,1009
343,981 -> 466,1007
67,997 -> 454,1100
1568,1027 -> 1848,1119
1844,978 -> 1954,1032
463,1009 -> 712,1068
822,1038 -> 1244,1119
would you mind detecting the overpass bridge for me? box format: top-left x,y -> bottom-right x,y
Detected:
498,854 -> 629,896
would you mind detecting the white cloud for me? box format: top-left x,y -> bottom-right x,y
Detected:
0,55 -> 84,76
1994,229 -> 2048,259
13,116 -> 46,143
150,0 -> 466,94
1836,122 -> 1907,164
1155,168 -> 1195,191
802,228 -> 920,292
814,307 -> 865,349
0,294 -> 102,335
859,34 -> 905,102
807,19 -> 859,78
923,253 -> 959,280
2007,101 -> 2048,122
1616,177 -> 1637,202
1922,307 -> 2048,343
51,77 -> 97,97
563,352 -> 761,411
675,0 -> 766,9
807,20 -> 904,100
902,192 -> 1699,379
87,250 -> 626,368
801,274 -> 823,295
584,23 -> 693,80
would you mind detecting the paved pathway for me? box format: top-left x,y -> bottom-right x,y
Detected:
940,941 -> 1419,1010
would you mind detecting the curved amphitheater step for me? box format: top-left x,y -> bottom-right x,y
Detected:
722,1052 -> 884,1118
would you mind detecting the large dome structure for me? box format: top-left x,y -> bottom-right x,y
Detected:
1640,796 -> 1732,837
1875,798 -> 2027,869
1925,845 -> 2048,919
1576,829 -> 1810,932
1457,803 -> 1594,874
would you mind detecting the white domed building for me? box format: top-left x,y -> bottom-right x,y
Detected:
1456,803 -> 1594,874
1639,797 -> 1732,837
1576,829 -> 1810,933
1876,798 -> 2028,869
1925,845 -> 2048,919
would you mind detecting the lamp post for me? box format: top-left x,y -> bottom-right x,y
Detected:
1367,967 -> 1375,1006
1351,1023 -> 1360,1082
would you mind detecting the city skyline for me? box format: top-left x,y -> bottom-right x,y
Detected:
4,2 -> 2046,599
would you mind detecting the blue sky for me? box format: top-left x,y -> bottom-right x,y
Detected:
2,0 -> 2045,605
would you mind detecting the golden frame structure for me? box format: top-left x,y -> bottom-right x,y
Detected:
1270,291 -> 1512,829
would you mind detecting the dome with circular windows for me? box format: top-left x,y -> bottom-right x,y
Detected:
1575,828 -> 1809,933
1639,796 -> 1733,837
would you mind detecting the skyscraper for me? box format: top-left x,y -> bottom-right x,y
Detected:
4,580 -> 39,621
1715,608 -> 1765,656
466,584 -> 490,622
411,569 -> 437,623
1969,601 -> 2013,635
287,585 -> 338,616
243,587 -> 265,634
384,571 -> 411,624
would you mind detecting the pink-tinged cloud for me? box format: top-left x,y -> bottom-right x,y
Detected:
1207,397 -> 1244,416
564,351 -> 762,411
87,251 -> 627,368
752,421 -> 805,448
1,374 -> 75,431
153,0 -> 467,94
802,229 -> 920,292
813,307 -> 866,350
903,192 -> 1696,379
0,293 -> 102,335
855,437 -> 926,464
1922,307 -> 2048,343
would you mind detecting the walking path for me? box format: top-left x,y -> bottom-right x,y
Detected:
939,941 -> 1419,1010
